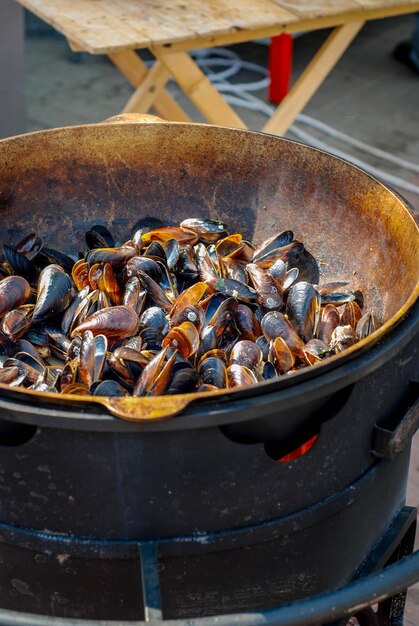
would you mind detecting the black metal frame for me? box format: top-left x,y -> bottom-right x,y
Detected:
0,508 -> 416,626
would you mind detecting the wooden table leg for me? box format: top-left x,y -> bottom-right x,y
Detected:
263,21 -> 364,136
121,60 -> 170,114
108,50 -> 191,122
153,49 -> 247,129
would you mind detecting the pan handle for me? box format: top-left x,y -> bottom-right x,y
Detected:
103,113 -> 166,124
372,382 -> 419,460
91,393 -> 194,421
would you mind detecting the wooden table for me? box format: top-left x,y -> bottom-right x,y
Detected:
16,0 -> 419,135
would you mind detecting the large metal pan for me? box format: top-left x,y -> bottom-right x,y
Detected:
0,115 -> 417,432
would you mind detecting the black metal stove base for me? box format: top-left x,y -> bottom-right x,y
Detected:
335,505 -> 417,626
0,511 -> 416,626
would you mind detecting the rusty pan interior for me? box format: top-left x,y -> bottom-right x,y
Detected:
0,121 -> 417,421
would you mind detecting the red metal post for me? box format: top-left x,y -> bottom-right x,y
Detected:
268,34 -> 293,104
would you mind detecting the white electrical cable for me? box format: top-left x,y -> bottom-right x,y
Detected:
297,114 -> 419,175
186,47 -> 419,197
288,125 -> 419,196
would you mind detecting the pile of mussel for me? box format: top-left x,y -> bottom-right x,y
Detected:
0,218 -> 376,399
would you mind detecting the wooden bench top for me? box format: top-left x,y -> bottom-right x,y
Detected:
17,0 -> 419,54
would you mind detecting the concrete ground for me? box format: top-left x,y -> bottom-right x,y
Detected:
11,11 -> 419,624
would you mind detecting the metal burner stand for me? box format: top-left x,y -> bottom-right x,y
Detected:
0,507 -> 416,626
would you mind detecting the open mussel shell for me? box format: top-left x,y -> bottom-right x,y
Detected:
304,339 -> 331,364
214,277 -> 257,302
283,268 -> 300,291
136,270 -> 172,312
88,263 -> 102,291
72,259 -> 90,291
3,356 -> 42,386
141,226 -> 198,246
321,292 -> 355,306
37,248 -> 75,274
14,351 -> 45,374
107,354 -> 136,388
165,367 -> 199,395
15,338 -> 44,361
268,337 -> 295,375
85,225 -> 115,250
316,304 -> 340,345
139,306 -> 168,334
162,239 -> 180,269
79,330 -> 96,388
0,276 -> 31,318
267,259 -> 287,284
262,361 -> 277,380
93,380 -> 129,397
221,257 -> 248,283
197,349 -> 227,368
206,297 -> 238,336
180,218 -> 227,242
201,293 -> 226,323
199,356 -> 228,389
113,346 -> 149,369
286,281 -> 319,343
123,278 -> 146,315
33,265 -> 73,321
131,217 -> 167,243
85,243 -> 138,268
252,230 -> 294,262
330,325 -> 357,353
246,263 -> 283,310
0,365 -> 26,386
317,281 -> 350,296
15,233 -> 43,260
261,311 -> 305,358
169,281 -> 207,323
235,304 -> 261,342
1,308 -> 33,340
143,241 -> 167,264
2,244 -> 37,281
230,340 -> 262,371
227,364 -> 258,388
162,321 -> 200,358
341,301 -> 363,330
356,312 -> 376,340
125,256 -> 163,283
171,305 -> 204,331
72,305 -> 139,341
97,263 -> 121,305
62,286 -> 90,334
133,346 -> 176,397
215,234 -> 243,257
195,243 -> 218,285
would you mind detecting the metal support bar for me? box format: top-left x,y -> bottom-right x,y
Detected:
139,543 -> 163,622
